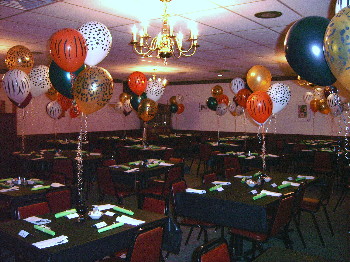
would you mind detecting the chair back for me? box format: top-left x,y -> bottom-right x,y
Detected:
292,182 -> 306,217
116,147 -> 133,163
97,167 -> 116,196
223,156 -> 241,171
163,148 -> 175,160
163,166 -> 183,193
127,226 -> 164,262
269,195 -> 295,236
313,151 -> 333,172
17,202 -> 50,219
102,159 -> 116,167
202,173 -> 217,184
224,167 -> 239,179
191,238 -> 232,262
169,157 -> 184,164
46,189 -> 71,213
142,196 -> 166,215
52,159 -> 74,185
199,144 -> 212,161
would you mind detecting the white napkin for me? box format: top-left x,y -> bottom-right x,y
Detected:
116,215 -> 145,226
32,157 -> 44,160
50,183 -> 65,187
90,152 -> 101,156
282,181 -> 300,187
212,181 -> 231,185
245,156 -> 255,159
124,168 -> 140,173
260,190 -> 282,197
267,154 -> 279,157
297,175 -> 315,180
0,186 -> 19,192
159,162 -> 174,166
234,175 -> 252,179
185,188 -> 206,194
33,235 -> 68,249
24,216 -> 51,225
93,204 -> 116,211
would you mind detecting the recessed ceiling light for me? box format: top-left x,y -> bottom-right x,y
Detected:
218,74 -> 223,77
254,11 -> 282,19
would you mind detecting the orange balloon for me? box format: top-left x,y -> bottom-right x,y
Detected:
216,94 -> 229,105
128,71 -> 147,96
234,89 -> 252,108
57,93 -> 73,111
310,99 -> 318,113
5,45 -> 34,74
69,103 -> 81,118
46,86 -> 58,101
318,99 -> 330,114
246,91 -> 273,124
177,103 -> 185,114
119,92 -> 131,103
246,65 -> 271,92
49,28 -> 87,72
211,85 -> 223,97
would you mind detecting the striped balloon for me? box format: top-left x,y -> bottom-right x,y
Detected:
49,28 -> 87,72
246,91 -> 273,124
46,101 -> 62,119
2,69 -> 31,104
336,0 -> 350,14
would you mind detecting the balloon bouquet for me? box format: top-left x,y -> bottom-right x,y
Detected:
169,95 -> 185,132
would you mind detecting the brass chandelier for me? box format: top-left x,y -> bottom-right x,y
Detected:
130,0 -> 199,63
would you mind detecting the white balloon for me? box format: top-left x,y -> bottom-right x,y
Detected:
216,103 -> 228,116
176,94 -> 184,103
303,91 -> 314,104
29,65 -> 51,97
231,77 -> 245,94
235,105 -> 244,116
114,101 -> 124,113
335,0 -> 350,14
266,83 -> 291,114
145,81 -> 164,102
313,87 -> 324,100
2,69 -> 31,104
327,93 -> 342,116
46,101 -> 62,119
228,102 -> 236,113
78,21 -> 112,66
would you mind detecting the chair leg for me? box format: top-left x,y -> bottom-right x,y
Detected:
203,228 -> 208,243
310,212 -> 325,247
185,227 -> 194,245
333,188 -> 348,212
293,217 -> 306,248
196,159 -> 202,176
197,228 -> 203,240
322,206 -> 334,236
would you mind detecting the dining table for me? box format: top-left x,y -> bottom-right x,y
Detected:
0,177 -> 67,219
174,171 -> 316,257
0,204 -> 167,262
122,144 -> 173,161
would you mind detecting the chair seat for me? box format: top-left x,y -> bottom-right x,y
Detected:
229,227 -> 268,242
300,197 -> 320,212
138,181 -> 168,196
179,217 -> 215,227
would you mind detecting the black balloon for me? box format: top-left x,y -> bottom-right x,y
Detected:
130,92 -> 147,111
284,16 -> 336,86
170,103 -> 178,113
49,61 -> 85,99
206,97 -> 218,111
324,85 -> 338,98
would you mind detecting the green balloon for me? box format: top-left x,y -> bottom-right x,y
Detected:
206,97 -> 218,111
130,92 -> 147,111
170,103 -> 178,113
49,61 -> 85,99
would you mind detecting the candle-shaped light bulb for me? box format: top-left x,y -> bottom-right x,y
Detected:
177,32 -> 183,49
132,25 -> 137,42
142,21 -> 148,36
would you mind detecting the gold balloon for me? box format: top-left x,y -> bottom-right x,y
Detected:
46,86 -> 58,101
246,65 -> 271,92
5,45 -> 34,74
138,98 -> 158,122
211,85 -> 223,97
119,92 -> 131,103
72,66 -> 114,115
169,96 -> 177,104
318,99 -> 330,114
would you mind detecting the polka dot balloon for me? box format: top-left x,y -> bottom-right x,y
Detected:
266,83 -> 291,114
29,65 -> 51,97
145,81 -> 164,102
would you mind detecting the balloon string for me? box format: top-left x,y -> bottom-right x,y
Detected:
217,115 -> 220,142
274,114 -> 277,134
21,109 -> 25,153
264,116 -> 273,134
261,125 -> 266,172
341,112 -> 350,164
142,122 -> 147,147
76,113 -> 87,206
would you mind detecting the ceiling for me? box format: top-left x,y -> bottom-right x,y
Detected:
0,0 -> 336,84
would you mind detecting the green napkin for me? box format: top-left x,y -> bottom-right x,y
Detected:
128,161 -> 141,165
226,151 -> 234,155
253,193 -> 267,200
146,163 -> 159,168
119,165 -> 131,170
33,180 -> 44,184
0,178 -> 12,182
241,177 -> 247,183
251,153 -> 259,156
0,183 -> 11,188
98,222 -> 124,233
55,209 -> 77,218
209,184 -> 223,191
31,185 -> 51,191
54,156 -> 67,159
238,155 -> 246,158
295,177 -> 306,182
253,172 -> 262,177
278,183 -> 291,189
113,206 -> 134,216
34,225 -> 55,236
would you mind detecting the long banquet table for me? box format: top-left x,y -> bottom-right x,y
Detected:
0,205 -> 167,262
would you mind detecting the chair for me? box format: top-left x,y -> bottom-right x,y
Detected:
163,148 -> 174,160
97,167 -> 135,204
196,144 -> 213,176
202,173 -> 217,184
224,167 -> 240,180
46,189 -> 72,213
290,182 -> 307,248
103,159 -> 117,167
17,202 -> 50,219
223,156 -> 241,173
229,194 -> 295,260
103,226 -> 164,262
333,168 -> 350,212
50,159 -> 75,186
191,238 -> 232,262
312,151 -> 334,178
171,180 -> 219,245
299,178 -> 334,246
142,196 -> 167,215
